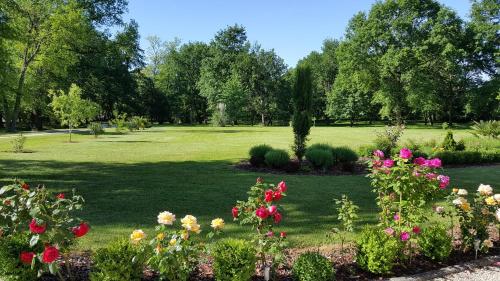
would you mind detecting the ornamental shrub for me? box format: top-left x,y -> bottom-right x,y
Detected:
305,148 -> 333,170
374,125 -> 404,156
356,227 -> 401,274
357,144 -> 378,157
418,225 -> 452,262
89,122 -> 104,138
331,146 -> 358,165
90,238 -> 144,281
212,239 -> 256,281
441,131 -> 465,151
433,151 -> 488,165
308,143 -> 334,152
292,252 -> 334,281
11,134 -> 26,153
292,65 -> 313,163
265,149 -> 290,169
249,144 -> 273,167
0,232 -> 39,281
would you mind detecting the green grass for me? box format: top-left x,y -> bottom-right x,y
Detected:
0,125 -> 498,250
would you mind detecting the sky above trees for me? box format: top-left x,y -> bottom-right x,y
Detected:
122,0 -> 471,66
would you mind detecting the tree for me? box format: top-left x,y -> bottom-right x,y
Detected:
50,84 -> 100,142
292,65 -> 313,163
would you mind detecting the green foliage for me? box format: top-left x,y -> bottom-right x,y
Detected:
249,144 -> 273,167
305,148 -> 333,170
356,227 -> 400,274
329,195 -> 359,253
432,150 -> 500,165
265,149 -> 290,169
89,122 -> 104,138
292,252 -> 334,281
0,232 -> 39,281
331,146 -> 358,165
127,116 -> 149,131
90,239 -> 144,281
10,134 -> 26,153
374,126 -> 404,156
110,112 -> 128,133
418,225 -> 452,262
50,84 -> 100,142
292,65 -> 313,162
308,143 -> 334,152
471,120 -> 499,139
211,239 -> 256,281
357,144 -> 378,157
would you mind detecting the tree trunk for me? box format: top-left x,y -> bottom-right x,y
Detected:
261,113 -> 265,126
69,124 -> 72,142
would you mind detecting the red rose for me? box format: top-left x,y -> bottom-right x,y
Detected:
42,246 -> 59,264
412,226 -> 421,235
20,251 -> 35,265
232,207 -> 239,218
273,212 -> 282,224
21,183 -> 29,190
273,191 -> 282,201
72,223 -> 90,238
280,232 -> 286,238
29,219 -> 46,234
278,181 -> 287,192
56,193 -> 65,199
256,206 -> 269,219
264,189 -> 274,202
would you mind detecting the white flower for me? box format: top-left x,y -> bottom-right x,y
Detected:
157,211 -> 176,225
435,206 -> 445,214
457,189 -> 468,196
494,194 -> 500,202
477,184 -> 493,196
496,209 -> 500,222
453,197 -> 466,206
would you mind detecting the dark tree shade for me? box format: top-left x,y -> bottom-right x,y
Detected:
292,65 -> 313,162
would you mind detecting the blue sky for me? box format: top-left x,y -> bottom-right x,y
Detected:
123,0 -> 472,67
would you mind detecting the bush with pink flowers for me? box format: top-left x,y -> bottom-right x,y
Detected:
232,178 -> 288,277
0,181 -> 89,279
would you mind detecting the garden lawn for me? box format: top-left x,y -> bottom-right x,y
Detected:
0,125 -> 498,250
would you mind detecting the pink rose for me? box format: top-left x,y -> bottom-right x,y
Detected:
383,159 -> 394,168
393,213 -> 400,221
437,175 -> 450,189
373,150 -> 385,158
399,148 -> 413,159
278,181 -> 287,192
268,205 -> 277,215
256,206 -> 269,219
273,191 -> 283,201
425,173 -> 437,180
425,158 -> 442,168
373,160 -> 383,168
384,227 -> 395,236
413,157 -> 426,166
400,231 -> 410,241
267,231 -> 274,237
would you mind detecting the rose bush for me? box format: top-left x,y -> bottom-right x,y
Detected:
232,178 -> 288,276
367,148 -> 449,264
0,181 -> 88,279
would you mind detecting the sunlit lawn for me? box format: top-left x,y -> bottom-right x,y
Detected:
0,125 -> 498,250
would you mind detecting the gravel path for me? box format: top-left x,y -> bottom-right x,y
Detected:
389,255 -> 500,281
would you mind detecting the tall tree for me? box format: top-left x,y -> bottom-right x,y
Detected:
292,65 -> 313,163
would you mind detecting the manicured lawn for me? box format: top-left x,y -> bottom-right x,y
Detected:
0,125 -> 498,250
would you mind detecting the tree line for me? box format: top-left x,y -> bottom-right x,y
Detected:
0,0 -> 498,131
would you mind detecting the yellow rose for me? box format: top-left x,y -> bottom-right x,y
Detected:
169,238 -> 177,246
181,215 -> 197,225
156,233 -> 165,241
211,218 -> 225,230
155,244 -> 163,254
157,211 -> 176,225
181,231 -> 189,240
460,202 -> 471,212
485,196 -> 496,206
452,188 -> 459,193
130,229 -> 146,243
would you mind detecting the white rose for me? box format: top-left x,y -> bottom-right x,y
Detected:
483,239 -> 493,248
453,197 -> 466,205
157,211 -> 176,225
477,184 -> 493,195
457,189 -> 468,196
496,209 -> 500,222
435,206 -> 445,214
494,194 -> 500,202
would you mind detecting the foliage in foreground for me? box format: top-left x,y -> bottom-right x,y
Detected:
211,239 -> 257,281
292,252 -> 335,281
